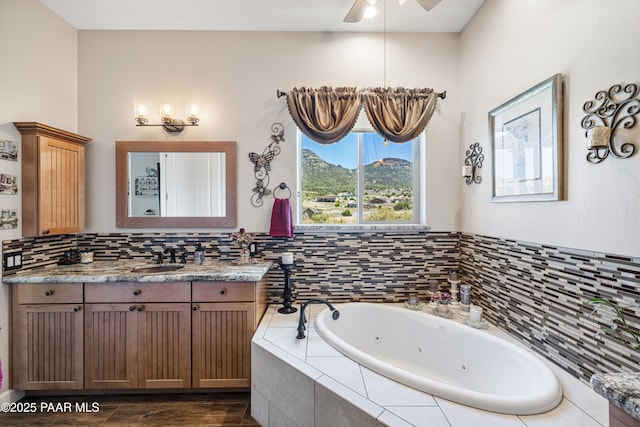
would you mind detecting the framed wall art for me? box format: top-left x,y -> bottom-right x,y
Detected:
489,74 -> 563,202
0,139 -> 18,162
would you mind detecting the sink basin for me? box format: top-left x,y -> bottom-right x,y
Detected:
132,264 -> 185,274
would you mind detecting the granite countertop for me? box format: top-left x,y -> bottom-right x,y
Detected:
2,259 -> 274,283
591,372 -> 640,421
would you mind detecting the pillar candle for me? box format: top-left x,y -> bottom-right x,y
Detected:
281,252 -> 294,265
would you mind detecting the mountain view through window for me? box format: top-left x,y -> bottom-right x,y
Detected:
300,132 -> 416,224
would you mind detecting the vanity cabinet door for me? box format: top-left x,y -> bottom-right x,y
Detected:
84,302 -> 191,389
13,303 -> 84,390
191,302 -> 255,388
139,303 -> 191,389
84,303 -> 139,389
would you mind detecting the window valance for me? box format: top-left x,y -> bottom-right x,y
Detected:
280,86 -> 445,144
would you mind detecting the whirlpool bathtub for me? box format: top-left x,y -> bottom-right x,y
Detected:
314,303 -> 563,415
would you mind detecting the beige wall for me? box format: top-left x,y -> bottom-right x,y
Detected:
0,0 -> 78,401
77,30 -> 461,233
459,0 -> 640,257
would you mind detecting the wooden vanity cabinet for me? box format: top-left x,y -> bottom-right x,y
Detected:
83,282 -> 192,389
191,279 -> 267,388
14,122 -> 91,237
10,283 -> 84,390
11,278 -> 268,391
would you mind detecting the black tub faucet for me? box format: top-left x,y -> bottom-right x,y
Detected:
296,298 -> 340,339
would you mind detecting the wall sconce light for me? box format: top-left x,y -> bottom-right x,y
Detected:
133,100 -> 200,133
582,83 -> 639,164
462,142 -> 483,185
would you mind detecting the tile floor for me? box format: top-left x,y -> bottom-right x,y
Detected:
0,392 -> 259,426
252,304 -> 610,427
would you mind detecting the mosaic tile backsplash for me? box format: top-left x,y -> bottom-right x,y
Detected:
3,230 -> 639,384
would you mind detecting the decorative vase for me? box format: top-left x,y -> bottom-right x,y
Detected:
436,301 -> 450,315
239,243 -> 250,264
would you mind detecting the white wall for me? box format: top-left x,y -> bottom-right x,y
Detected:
0,0 -> 78,401
78,31 -> 461,233
459,0 -> 640,257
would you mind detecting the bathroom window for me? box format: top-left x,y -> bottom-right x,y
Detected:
297,130 -> 423,226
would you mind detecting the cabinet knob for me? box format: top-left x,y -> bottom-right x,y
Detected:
192,305 -> 199,312
133,289 -> 141,296
219,288 -> 227,295
129,305 -> 136,311
73,306 -> 81,312
43,229 -> 50,235
45,290 -> 54,296
137,305 -> 144,312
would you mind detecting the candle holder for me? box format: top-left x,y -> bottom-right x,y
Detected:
278,262 -> 297,314
447,279 -> 461,308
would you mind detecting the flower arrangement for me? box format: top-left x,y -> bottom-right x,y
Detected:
585,297 -> 639,351
431,291 -> 451,304
231,228 -> 254,247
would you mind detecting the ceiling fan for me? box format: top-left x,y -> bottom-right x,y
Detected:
344,0 -> 442,23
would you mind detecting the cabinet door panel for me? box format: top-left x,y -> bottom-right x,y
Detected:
15,304 -> 83,389
39,136 -> 84,235
84,303 -> 138,389
140,303 -> 191,388
192,302 -> 255,388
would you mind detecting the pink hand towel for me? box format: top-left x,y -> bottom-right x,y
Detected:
270,198 -> 294,237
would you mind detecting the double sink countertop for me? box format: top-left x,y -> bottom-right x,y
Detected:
2,259 -> 274,283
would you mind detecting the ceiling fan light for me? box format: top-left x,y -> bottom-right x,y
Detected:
363,5 -> 377,19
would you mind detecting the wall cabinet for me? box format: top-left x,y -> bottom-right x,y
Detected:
10,283 -> 84,390
10,279 -> 267,391
13,122 -> 91,236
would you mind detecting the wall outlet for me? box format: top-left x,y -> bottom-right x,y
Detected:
3,251 -> 22,271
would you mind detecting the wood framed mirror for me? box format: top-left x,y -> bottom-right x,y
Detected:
116,140 -> 237,228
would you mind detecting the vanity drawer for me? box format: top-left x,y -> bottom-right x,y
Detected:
17,283 -> 83,304
85,282 -> 190,303
192,281 -> 255,302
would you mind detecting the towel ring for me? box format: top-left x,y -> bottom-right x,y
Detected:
274,182 -> 291,199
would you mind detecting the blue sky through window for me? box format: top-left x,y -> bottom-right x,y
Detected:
302,133 -> 413,169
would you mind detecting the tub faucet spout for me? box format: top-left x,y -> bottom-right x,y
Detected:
296,298 -> 340,339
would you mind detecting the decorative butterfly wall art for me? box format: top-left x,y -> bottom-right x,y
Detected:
249,122 -> 284,207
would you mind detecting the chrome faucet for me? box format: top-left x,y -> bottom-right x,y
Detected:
296,298 -> 340,339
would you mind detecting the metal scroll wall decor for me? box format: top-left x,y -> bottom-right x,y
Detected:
250,123 -> 284,207
462,142 -> 483,185
581,83 -> 640,164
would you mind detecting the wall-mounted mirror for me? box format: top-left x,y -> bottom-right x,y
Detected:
116,140 -> 237,228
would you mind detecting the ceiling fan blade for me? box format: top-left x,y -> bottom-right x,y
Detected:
415,0 -> 442,12
344,0 -> 369,23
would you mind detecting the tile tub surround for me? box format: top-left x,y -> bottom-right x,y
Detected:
591,373 -> 640,421
4,230 -> 639,389
459,233 -> 640,384
251,304 -> 609,427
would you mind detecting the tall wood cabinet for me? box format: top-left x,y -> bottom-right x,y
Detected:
13,122 -> 91,236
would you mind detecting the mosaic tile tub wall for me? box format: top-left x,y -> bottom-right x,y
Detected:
3,231 -> 639,384
459,233 -> 639,383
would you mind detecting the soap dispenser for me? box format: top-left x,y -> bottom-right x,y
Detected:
194,244 -> 205,265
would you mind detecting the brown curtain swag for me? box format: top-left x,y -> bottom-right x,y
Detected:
280,87 -> 444,144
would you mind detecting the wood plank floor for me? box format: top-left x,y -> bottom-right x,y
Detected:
0,392 -> 260,426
